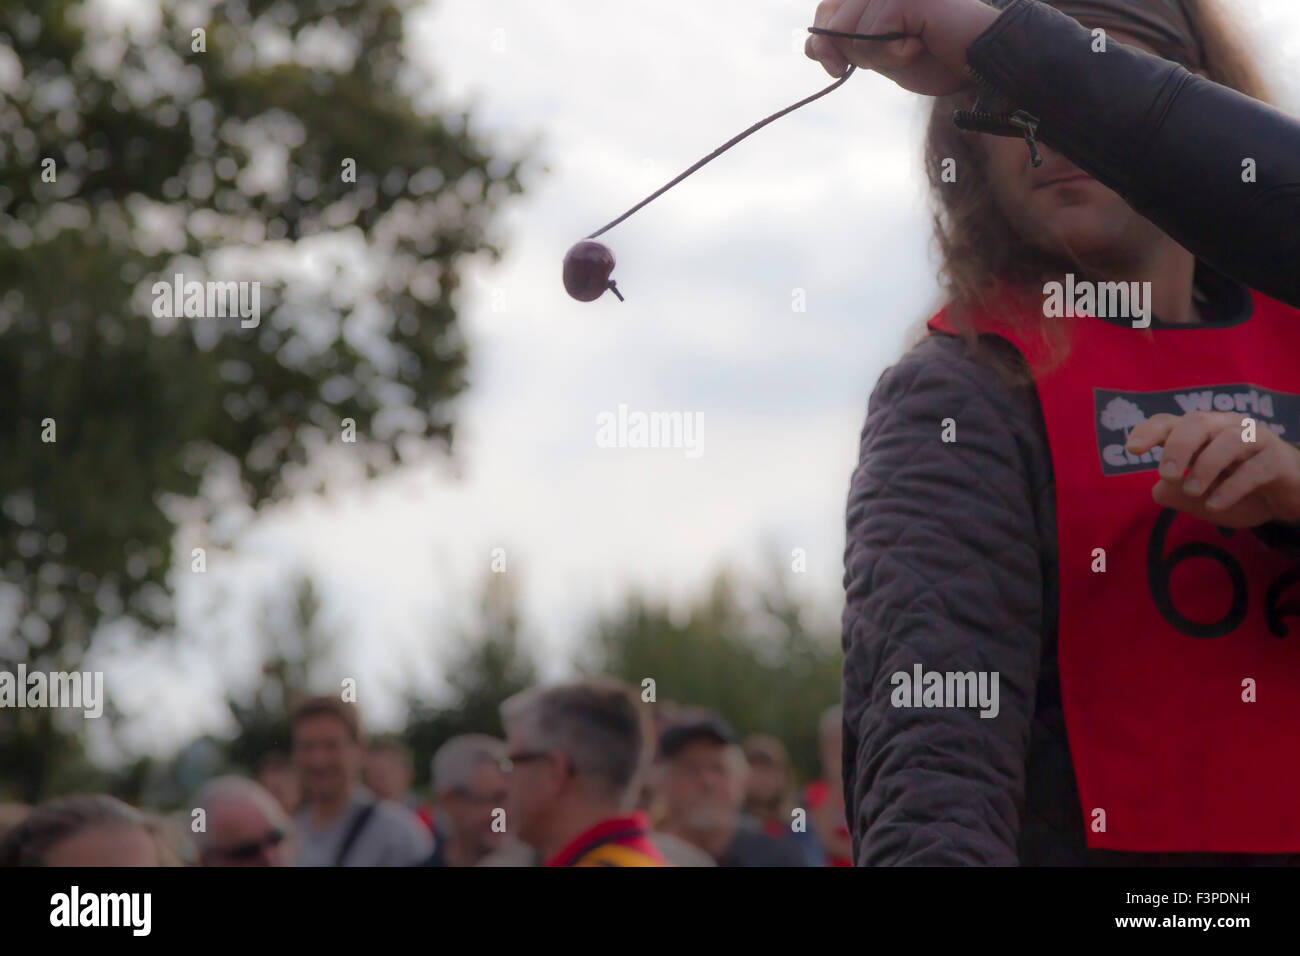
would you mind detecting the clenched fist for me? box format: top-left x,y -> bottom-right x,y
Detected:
805,0 -> 1000,96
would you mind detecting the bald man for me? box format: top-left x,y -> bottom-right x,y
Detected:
194,776 -> 294,867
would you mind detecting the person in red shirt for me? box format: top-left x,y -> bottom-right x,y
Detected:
500,679 -> 665,867
807,706 -> 852,867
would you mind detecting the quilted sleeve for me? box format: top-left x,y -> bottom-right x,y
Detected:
841,334 -> 1046,865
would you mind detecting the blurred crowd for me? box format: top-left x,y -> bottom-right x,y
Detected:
0,679 -> 850,867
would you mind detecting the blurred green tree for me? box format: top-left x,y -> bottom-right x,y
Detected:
0,0 -> 532,799
402,570 -> 536,790
585,566 -> 841,782
223,574 -> 336,774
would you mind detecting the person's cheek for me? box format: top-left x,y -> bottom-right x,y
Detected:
506,780 -> 525,819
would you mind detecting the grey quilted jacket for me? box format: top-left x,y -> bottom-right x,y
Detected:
840,282 -> 1300,866
839,0 -> 1300,866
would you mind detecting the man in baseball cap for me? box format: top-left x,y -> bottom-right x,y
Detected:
656,711 -> 806,867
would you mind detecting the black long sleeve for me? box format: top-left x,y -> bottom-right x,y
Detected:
966,0 -> 1300,308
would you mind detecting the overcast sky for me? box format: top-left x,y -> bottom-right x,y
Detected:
84,0 -> 1300,761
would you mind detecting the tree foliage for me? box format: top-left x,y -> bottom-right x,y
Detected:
223,574 -> 337,773
0,0 -> 530,800
587,568 -> 841,781
401,570 -> 537,788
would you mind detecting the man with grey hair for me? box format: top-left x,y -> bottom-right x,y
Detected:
193,775 -> 293,867
419,734 -> 511,867
500,678 -> 665,866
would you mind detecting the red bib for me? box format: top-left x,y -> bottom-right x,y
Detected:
928,290 -> 1300,853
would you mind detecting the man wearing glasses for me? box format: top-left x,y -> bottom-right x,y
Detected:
420,734 -> 512,867
500,679 -> 665,867
193,775 -> 293,867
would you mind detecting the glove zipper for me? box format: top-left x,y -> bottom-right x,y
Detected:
953,65 -> 1044,167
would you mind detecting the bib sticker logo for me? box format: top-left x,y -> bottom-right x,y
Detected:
1094,384 -> 1296,476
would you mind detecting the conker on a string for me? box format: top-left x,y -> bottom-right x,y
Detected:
563,241 -> 623,302
562,26 -> 915,304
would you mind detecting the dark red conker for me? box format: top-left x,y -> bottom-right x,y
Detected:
563,240 -> 624,302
